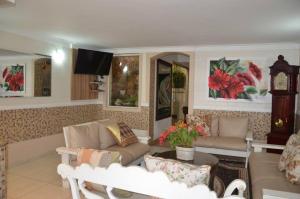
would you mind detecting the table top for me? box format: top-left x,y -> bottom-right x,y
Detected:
153,150 -> 219,166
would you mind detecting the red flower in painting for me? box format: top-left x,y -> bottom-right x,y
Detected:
208,69 -> 231,90
220,76 -> 244,99
7,72 -> 24,91
249,62 -> 262,81
2,68 -> 8,78
5,73 -> 12,82
235,72 -> 255,86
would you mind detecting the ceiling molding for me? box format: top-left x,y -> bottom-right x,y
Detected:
100,46 -> 197,54
196,43 -> 300,52
102,43 -> 300,54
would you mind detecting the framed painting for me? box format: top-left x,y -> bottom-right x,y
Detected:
156,59 -> 172,120
0,64 -> 25,97
208,57 -> 269,101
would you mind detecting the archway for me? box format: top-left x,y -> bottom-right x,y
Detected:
148,52 -> 193,141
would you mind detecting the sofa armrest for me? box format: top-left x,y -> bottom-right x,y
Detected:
252,142 -> 285,152
56,147 -> 79,156
263,189 -> 300,199
245,131 -> 253,142
132,129 -> 151,144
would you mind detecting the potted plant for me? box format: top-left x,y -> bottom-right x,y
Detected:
159,120 -> 209,160
172,70 -> 186,88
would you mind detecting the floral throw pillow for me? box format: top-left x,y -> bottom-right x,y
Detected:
286,145 -> 300,184
186,114 -> 211,136
144,155 -> 211,187
278,134 -> 300,171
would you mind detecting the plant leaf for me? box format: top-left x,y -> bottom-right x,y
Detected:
259,89 -> 268,96
245,86 -> 258,94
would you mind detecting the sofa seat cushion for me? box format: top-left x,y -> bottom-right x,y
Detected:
249,152 -> 281,184
193,136 -> 247,151
250,152 -> 300,199
106,143 -> 150,165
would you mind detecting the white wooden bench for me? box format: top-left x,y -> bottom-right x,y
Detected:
57,163 -> 247,199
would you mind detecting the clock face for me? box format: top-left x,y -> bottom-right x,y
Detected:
274,72 -> 288,90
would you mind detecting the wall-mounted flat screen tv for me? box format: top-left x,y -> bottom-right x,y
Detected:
74,48 -> 113,76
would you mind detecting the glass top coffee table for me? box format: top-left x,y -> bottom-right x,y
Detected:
153,150 -> 219,190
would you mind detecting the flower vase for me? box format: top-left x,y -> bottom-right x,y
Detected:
175,146 -> 194,161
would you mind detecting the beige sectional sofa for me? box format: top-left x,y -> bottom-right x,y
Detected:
56,119 -> 151,187
189,116 -> 253,167
250,142 -> 300,199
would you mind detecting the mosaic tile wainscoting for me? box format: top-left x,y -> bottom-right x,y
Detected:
0,104 -> 102,144
193,109 -> 271,140
100,106 -> 149,130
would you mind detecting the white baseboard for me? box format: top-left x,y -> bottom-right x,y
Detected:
8,133 -> 65,167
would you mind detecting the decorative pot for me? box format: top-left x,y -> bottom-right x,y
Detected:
175,146 -> 194,161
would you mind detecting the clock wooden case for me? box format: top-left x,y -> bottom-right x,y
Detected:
268,55 -> 300,152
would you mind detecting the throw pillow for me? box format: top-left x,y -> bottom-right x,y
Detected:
279,134 -> 300,171
77,149 -> 121,192
98,120 -> 117,149
218,117 -> 248,139
144,155 -> 211,187
186,114 -> 212,136
68,122 -> 100,149
107,122 -> 138,147
286,145 -> 300,184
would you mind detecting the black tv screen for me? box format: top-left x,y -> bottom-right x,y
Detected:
74,48 -> 113,76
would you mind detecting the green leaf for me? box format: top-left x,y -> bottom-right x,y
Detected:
259,89 -> 268,96
218,57 -> 227,71
245,86 -> 258,94
209,89 -> 217,99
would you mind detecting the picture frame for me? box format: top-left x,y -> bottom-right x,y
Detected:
0,64 -> 25,97
156,59 -> 172,120
207,57 -> 270,102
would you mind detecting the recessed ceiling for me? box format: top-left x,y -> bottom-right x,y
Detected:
0,0 -> 299,48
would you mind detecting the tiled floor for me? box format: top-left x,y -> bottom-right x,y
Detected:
7,146 -> 169,199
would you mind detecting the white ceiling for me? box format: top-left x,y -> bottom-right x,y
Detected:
0,0 -> 299,48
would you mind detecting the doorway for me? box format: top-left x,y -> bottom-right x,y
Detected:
149,53 -> 190,141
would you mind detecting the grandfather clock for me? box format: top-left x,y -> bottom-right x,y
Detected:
267,55 -> 300,152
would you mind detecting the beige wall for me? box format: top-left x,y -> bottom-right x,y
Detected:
0,30 -> 73,108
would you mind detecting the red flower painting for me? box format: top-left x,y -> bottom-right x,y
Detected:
209,58 -> 265,100
0,65 -> 25,94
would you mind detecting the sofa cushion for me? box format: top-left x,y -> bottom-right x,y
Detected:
249,152 -> 300,199
67,122 -> 100,149
144,155 -> 211,187
193,136 -> 247,151
252,178 -> 300,199
249,152 -> 281,184
219,117 -> 248,138
106,142 -> 150,165
279,134 -> 300,171
286,145 -> 300,184
187,114 -> 216,136
98,120 -> 117,149
112,122 -> 138,147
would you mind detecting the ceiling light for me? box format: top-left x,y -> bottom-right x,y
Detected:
52,49 -> 65,65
